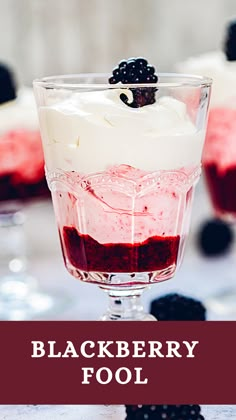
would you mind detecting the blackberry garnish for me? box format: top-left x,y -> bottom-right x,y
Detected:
197,219 -> 234,256
125,404 -> 205,419
224,20 -> 236,61
109,57 -> 158,108
150,293 -> 206,321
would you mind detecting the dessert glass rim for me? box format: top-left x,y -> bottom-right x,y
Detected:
33,72 -> 212,90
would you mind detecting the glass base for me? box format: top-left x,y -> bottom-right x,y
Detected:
100,288 -> 156,321
0,273 -> 68,320
100,311 -> 156,321
206,288 -> 236,317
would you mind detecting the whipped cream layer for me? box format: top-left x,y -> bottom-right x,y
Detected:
38,89 -> 204,173
0,87 -> 39,134
177,51 -> 236,107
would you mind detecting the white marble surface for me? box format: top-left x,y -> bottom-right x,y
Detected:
1,405 -> 236,419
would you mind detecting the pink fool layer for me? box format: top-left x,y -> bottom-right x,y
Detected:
203,107 -> 236,217
0,129 -> 49,202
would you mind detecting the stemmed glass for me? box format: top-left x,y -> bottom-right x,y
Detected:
33,73 -> 211,320
0,88 -> 55,320
202,101 -> 236,314
0,78 -> 68,320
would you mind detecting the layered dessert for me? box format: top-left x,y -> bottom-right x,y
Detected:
203,108 -> 236,217
36,59 -> 207,286
177,20 -> 236,220
0,64 -> 48,202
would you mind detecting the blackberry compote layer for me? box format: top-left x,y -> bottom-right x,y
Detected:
63,227 -> 180,274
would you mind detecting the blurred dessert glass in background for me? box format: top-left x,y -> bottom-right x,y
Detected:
0,63 -> 57,320
177,19 -> 236,314
177,20 -> 236,222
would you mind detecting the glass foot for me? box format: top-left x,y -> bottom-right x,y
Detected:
100,289 -> 156,321
206,288 -> 236,317
0,273 -> 69,320
100,311 -> 156,321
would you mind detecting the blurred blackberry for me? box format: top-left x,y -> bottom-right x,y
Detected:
125,404 -> 205,419
109,57 -> 158,108
150,293 -> 206,321
197,219 -> 234,256
0,63 -> 16,105
224,19 -> 236,61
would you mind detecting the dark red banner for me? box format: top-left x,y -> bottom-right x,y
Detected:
0,321 -> 235,404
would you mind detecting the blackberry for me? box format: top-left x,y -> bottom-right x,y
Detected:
0,63 -> 16,105
197,219 -> 234,256
150,293 -> 206,321
125,404 -> 204,419
109,57 -> 158,108
224,19 -> 236,61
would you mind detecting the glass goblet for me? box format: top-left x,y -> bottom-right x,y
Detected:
0,89 -> 67,320
34,73 -> 211,320
0,96 -> 52,320
202,103 -> 236,315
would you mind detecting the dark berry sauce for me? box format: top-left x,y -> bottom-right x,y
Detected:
0,173 -> 49,202
62,226 -> 180,273
204,164 -> 236,215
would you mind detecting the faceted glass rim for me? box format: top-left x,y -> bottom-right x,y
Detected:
33,72 -> 212,89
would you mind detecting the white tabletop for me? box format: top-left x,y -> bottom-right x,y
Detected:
1,405 -> 236,419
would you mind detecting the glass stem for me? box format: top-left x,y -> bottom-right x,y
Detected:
0,204 -> 57,320
100,288 -> 156,321
0,207 -> 35,300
